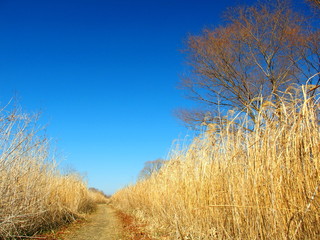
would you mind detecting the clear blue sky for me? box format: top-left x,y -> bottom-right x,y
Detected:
0,0 -> 310,194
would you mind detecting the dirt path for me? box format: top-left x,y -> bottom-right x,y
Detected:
63,204 -> 124,240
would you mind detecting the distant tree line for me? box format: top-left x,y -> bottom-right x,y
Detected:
138,158 -> 165,180
89,187 -> 110,198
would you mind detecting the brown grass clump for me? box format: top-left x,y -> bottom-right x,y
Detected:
113,87 -> 320,239
0,106 -> 105,239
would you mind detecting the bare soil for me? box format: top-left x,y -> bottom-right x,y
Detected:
63,204 -> 124,240
31,204 -> 154,240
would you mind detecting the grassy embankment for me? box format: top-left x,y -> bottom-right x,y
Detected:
0,106 -> 107,239
113,87 -> 320,239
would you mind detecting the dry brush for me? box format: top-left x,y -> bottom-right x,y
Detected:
113,87 -> 320,239
0,105 -> 107,239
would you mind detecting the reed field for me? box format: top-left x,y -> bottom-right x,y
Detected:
113,86 -> 320,239
0,105 -> 107,239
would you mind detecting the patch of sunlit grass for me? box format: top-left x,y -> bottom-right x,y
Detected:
0,106 -> 107,239
113,87 -> 320,239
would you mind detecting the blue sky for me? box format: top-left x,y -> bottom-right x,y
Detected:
0,0 -> 310,194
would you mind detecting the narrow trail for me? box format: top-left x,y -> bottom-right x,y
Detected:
63,204 -> 124,240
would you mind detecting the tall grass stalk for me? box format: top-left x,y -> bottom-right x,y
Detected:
113,87 -> 320,239
0,106 -> 106,239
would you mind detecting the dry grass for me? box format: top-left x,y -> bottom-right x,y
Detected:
0,106 -> 107,239
88,188 -> 110,204
113,87 -> 320,239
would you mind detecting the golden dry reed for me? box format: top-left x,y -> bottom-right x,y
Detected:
113,87 -> 320,239
0,106 -> 107,239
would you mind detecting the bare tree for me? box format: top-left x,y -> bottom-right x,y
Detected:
306,0 -> 320,9
179,0 -> 320,126
138,158 -> 165,180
